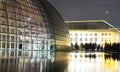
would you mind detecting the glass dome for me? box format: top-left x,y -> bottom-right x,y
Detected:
0,0 -> 70,52
0,0 -> 55,51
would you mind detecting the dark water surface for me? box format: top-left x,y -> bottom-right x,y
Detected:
0,51 -> 120,72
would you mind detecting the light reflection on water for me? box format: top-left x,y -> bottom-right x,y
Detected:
0,51 -> 120,72
0,51 -> 55,72
68,52 -> 120,72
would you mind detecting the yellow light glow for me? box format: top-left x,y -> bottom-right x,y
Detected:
68,52 -> 120,72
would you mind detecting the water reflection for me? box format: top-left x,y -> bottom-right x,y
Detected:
0,51 -> 120,72
68,52 -> 120,72
0,51 -> 55,72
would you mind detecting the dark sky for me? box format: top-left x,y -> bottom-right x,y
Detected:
49,0 -> 120,28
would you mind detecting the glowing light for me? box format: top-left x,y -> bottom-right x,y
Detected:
105,10 -> 109,15
27,18 -> 31,21
68,52 -> 120,72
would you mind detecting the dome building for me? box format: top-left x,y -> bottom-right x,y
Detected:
0,0 -> 70,51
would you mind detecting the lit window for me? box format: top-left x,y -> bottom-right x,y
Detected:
105,33 -> 107,36
75,37 -> 78,41
75,33 -> 77,36
80,38 -> 82,41
95,38 -> 97,42
95,33 -> 97,36
85,33 -> 88,36
90,33 -> 92,36
80,33 -> 82,36
109,33 -> 111,36
2,20 -> 5,24
102,33 -> 104,36
85,38 -> 87,41
101,38 -> 103,41
90,38 -> 93,41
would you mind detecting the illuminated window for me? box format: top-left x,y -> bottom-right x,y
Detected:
105,33 -> 107,36
85,38 -> 87,41
75,33 -> 77,36
80,33 -> 82,36
95,38 -> 97,42
75,37 -> 78,41
90,33 -> 92,36
109,33 -> 111,36
102,33 -> 104,36
1,27 -> 7,33
85,33 -> 88,36
95,33 -> 97,36
90,38 -> 93,41
0,34 -> 1,41
101,38 -> 103,41
80,38 -> 82,41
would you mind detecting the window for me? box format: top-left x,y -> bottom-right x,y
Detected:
80,33 -> 82,36
102,33 -> 104,36
95,33 -> 97,36
80,38 -> 82,41
105,33 -> 107,36
2,27 -> 7,33
9,19 -> 16,27
85,38 -> 87,41
85,33 -> 88,36
75,33 -> 77,36
75,37 -> 78,41
95,38 -> 97,42
11,43 -> 14,48
0,34 -> 1,41
2,42 -> 6,48
90,38 -> 93,41
70,38 -> 72,41
109,33 -> 111,36
90,33 -> 92,36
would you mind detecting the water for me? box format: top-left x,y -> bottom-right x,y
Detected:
0,51 -> 120,72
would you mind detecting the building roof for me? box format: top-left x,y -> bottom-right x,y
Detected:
65,20 -> 116,30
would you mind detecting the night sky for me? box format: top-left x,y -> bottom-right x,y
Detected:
48,0 -> 120,28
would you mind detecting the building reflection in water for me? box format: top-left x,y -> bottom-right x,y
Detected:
68,52 -> 120,72
0,51 -> 120,72
0,51 -> 55,72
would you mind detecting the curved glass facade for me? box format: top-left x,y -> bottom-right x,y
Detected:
0,0 -> 55,51
41,0 -> 70,50
0,0 -> 70,51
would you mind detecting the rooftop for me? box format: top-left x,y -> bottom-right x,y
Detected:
65,20 -> 116,30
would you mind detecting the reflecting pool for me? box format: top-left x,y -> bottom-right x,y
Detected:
0,51 -> 120,72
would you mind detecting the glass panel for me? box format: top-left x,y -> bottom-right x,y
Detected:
0,26 -> 1,32
0,0 -> 55,50
0,17 -> 8,25
11,43 -> 14,48
7,42 -> 9,48
6,4 -> 14,12
2,42 -> 5,48
17,21 -> 23,28
9,19 -> 16,27
16,14 -> 23,21
0,3 -> 5,9
1,27 -> 7,33
8,12 -> 15,19
2,35 -> 6,41
0,10 -> 7,17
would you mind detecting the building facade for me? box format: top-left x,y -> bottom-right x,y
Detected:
0,0 -> 70,51
66,20 -> 120,47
